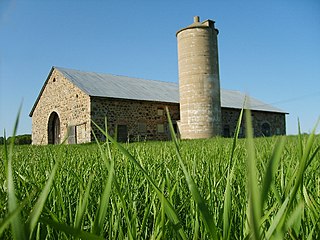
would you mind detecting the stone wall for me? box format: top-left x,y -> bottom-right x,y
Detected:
31,69 -> 91,145
91,97 -> 180,142
221,108 -> 286,138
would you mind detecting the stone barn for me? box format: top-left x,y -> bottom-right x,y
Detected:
29,17 -> 287,145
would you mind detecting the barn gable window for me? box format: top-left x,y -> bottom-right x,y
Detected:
157,108 -> 164,116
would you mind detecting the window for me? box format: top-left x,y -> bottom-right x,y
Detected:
138,122 -> 147,134
261,122 -> 271,137
157,124 -> 165,133
157,108 -> 164,116
223,125 -> 230,137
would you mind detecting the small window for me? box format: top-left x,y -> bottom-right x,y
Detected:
223,125 -> 230,137
276,128 -> 281,135
157,108 -> 164,116
53,78 -> 56,82
157,124 -> 165,133
138,122 -> 147,134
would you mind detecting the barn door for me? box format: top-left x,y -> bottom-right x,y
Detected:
117,125 -> 128,142
48,112 -> 60,144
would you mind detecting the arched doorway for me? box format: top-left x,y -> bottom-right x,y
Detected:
48,112 -> 60,144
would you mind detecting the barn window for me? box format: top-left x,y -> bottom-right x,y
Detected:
138,122 -> 147,134
68,125 -> 77,144
223,125 -> 230,137
53,78 -> 56,82
157,108 -> 164,116
261,122 -> 271,137
157,124 -> 165,133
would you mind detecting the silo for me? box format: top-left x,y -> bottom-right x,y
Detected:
176,16 -> 222,139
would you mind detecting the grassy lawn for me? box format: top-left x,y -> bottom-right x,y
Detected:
1,131 -> 319,239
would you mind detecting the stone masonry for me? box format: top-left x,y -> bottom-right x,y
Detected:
177,16 -> 222,139
221,108 -> 286,138
31,68 -> 91,145
91,97 -> 180,142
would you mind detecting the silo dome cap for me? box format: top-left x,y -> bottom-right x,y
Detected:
176,16 -> 218,36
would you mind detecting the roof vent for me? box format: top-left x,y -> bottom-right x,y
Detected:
194,16 -> 200,23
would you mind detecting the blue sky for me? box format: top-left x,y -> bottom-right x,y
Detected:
0,0 -> 319,137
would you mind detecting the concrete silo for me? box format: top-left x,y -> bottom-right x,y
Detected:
176,16 -> 222,139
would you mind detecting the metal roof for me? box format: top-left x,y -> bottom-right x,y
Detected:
220,89 -> 285,113
56,67 -> 179,103
38,66 -> 285,114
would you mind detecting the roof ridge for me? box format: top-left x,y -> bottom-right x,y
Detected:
54,66 -> 178,85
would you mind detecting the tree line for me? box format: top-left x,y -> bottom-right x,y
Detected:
0,134 -> 32,145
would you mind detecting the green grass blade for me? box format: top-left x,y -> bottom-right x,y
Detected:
0,190 -> 37,237
166,107 -> 218,239
74,174 -> 94,229
260,137 -> 285,209
27,161 -> 59,237
306,217 -> 319,240
5,106 -> 26,240
265,195 -> 289,239
302,185 -> 319,221
0,205 -> 23,235
229,105 -> 244,166
297,118 -> 304,158
245,108 -> 261,239
40,217 -> 104,240
285,201 -> 304,236
288,119 -> 319,211
92,152 -> 114,235
223,163 -> 235,240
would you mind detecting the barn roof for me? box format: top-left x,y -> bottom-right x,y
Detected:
29,66 -> 287,116
56,67 -> 179,103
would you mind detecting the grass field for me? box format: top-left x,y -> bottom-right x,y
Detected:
1,112 -> 319,239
